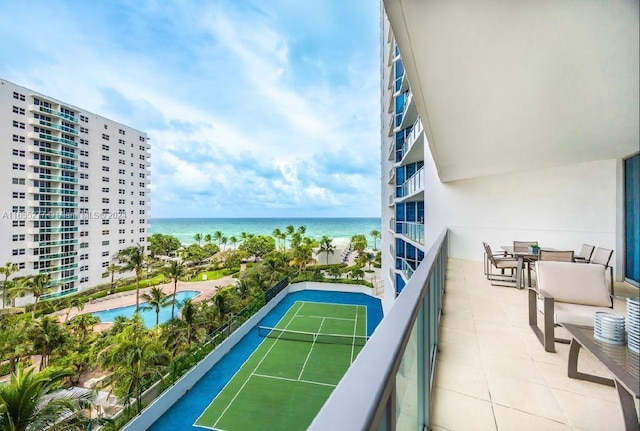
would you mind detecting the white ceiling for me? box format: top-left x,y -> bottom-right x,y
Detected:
384,0 -> 639,182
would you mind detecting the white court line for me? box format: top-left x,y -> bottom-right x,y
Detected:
252,372 -> 336,388
296,315 -> 355,322
202,302 -> 303,430
298,317 -> 325,381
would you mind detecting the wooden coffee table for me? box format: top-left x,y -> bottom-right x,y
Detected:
561,323 -> 639,431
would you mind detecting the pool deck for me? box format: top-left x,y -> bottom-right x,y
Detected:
58,275 -> 237,331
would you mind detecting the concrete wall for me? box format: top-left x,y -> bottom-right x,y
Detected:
122,286 -> 290,431
422,153 -> 619,273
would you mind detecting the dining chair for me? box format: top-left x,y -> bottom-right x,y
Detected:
483,242 -> 520,288
527,249 -> 575,287
514,241 -> 539,287
590,247 -> 614,295
574,244 -> 595,263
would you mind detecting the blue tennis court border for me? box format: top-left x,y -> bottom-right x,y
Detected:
149,290 -> 383,430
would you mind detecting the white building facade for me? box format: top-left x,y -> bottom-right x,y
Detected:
1,78 -> 151,304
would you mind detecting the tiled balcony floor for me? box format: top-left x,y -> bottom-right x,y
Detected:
431,258 -> 639,431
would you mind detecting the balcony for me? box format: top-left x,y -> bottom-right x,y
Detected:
28,104 -> 78,123
28,118 -> 79,135
399,258 -> 415,280
388,166 -> 396,184
37,251 -> 77,261
27,145 -> 78,159
399,117 -> 425,165
28,226 -> 78,234
27,160 -> 77,171
396,221 -> 424,245
397,90 -> 418,131
397,167 -> 424,201
28,187 -> 78,196
40,287 -> 78,301
388,192 -> 396,206
28,201 -> 78,208
27,173 -> 78,183
312,230 -> 632,430
28,132 -> 78,148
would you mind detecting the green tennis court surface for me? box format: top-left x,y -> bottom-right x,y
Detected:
194,301 -> 367,431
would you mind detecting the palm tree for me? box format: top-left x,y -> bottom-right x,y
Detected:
193,233 -> 203,245
229,236 -> 238,249
213,230 -> 223,247
179,299 -> 199,345
141,287 -> 171,327
240,231 -> 248,244
99,325 -> 170,414
63,296 -> 88,323
116,244 -> 146,313
0,318 -> 30,375
272,228 -> 283,250
318,236 -> 336,265
0,262 -> 19,309
67,313 -> 100,346
370,229 -> 381,251
212,290 -> 233,323
0,366 -> 94,431
29,316 -> 69,370
284,225 -> 295,249
204,233 -> 212,244
106,262 -> 121,293
220,236 -> 228,251
164,260 -> 186,320
11,273 -> 54,319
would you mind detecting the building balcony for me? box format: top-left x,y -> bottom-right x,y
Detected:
28,132 -> 78,148
28,201 -> 78,208
399,258 -> 415,280
399,117 -> 425,165
388,191 -> 396,206
388,166 -> 396,184
28,118 -> 79,135
28,186 -> 78,196
396,221 -> 424,245
27,145 -> 78,159
36,251 -> 77,261
42,263 -> 79,274
28,226 -> 78,234
397,90 -> 418,131
312,230 -> 633,430
28,104 -> 78,124
397,167 -> 424,202
28,173 -> 78,183
27,159 -> 78,171
39,287 -> 78,301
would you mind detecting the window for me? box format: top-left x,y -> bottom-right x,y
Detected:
139,228 -> 145,233
80,115 -> 88,123
139,209 -> 146,214
12,121 -> 25,129
12,234 -> 25,241
119,219 -> 126,225
119,169 -> 126,175
102,177 -> 109,182
119,129 -> 125,135
12,106 -> 25,115
12,220 -> 25,227
102,198 -> 110,203
102,219 -> 110,225
102,134 -> 110,141
12,149 -> 25,157
80,173 -> 89,179
79,196 -> 88,203
80,219 -> 88,225
118,179 -> 126,184
80,276 -> 89,283
102,251 -> 109,257
12,163 -> 25,170
12,192 -> 26,199
80,161 -> 89,168
12,135 -> 25,143
80,185 -> 88,191
80,138 -> 89,145
139,136 -> 145,142
80,242 -> 89,248
102,240 -> 109,246
102,155 -> 109,161
119,159 -> 126,165
80,231 -> 88,237
139,173 -> 145,178
12,249 -> 25,256
12,178 -> 25,185
139,146 -> 146,152
102,230 -> 109,235
13,92 -> 25,101
80,265 -> 88,271
80,150 -> 89,156
18,263 -> 25,269
102,261 -> 109,268
102,166 -> 109,172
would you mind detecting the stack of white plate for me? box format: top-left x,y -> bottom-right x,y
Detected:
627,298 -> 639,354
594,312 -> 625,345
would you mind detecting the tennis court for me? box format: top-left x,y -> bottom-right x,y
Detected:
194,300 -> 367,431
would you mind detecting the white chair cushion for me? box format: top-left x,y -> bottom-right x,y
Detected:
536,261 -> 610,307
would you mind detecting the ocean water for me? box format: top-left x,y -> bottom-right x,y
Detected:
149,217 -> 381,246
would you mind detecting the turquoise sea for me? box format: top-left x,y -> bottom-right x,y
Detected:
149,217 -> 382,246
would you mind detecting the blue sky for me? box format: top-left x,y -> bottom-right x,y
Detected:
0,0 -> 381,218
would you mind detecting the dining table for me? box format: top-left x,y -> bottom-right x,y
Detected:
500,245 -> 542,289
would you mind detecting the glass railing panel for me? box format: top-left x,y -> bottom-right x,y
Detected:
395,319 -> 419,430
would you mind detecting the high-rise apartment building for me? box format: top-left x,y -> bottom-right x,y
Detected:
0,78 -> 150,305
380,13 -> 426,306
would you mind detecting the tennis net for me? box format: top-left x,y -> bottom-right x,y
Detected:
257,326 -> 368,346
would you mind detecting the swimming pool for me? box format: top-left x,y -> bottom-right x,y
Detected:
92,290 -> 200,327
148,290 -> 383,430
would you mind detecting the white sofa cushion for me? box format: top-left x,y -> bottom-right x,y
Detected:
536,261 -> 610,307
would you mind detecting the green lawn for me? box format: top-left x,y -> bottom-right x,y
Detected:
190,270 -> 227,282
194,301 -> 367,431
